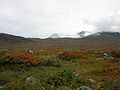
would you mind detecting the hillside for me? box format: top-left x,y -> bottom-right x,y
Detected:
0,32 -> 120,46
0,33 -> 33,43
82,32 -> 120,43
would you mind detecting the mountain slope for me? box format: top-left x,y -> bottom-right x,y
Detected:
77,31 -> 92,38
81,32 -> 120,43
0,33 -> 32,43
0,32 -> 120,45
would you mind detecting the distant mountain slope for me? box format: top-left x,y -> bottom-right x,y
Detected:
0,33 -> 32,43
81,32 -> 120,43
0,32 -> 120,44
77,31 -> 92,38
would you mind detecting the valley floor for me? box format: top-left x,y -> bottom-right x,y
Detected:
0,44 -> 120,90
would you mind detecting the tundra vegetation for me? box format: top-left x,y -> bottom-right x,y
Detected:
0,47 -> 120,90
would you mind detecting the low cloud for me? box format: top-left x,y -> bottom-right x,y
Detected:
85,13 -> 120,33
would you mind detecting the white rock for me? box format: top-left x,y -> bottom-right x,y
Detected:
25,76 -> 35,85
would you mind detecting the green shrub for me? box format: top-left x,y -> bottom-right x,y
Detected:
105,78 -> 120,90
0,56 -> 31,71
39,56 -> 61,67
44,69 -> 92,89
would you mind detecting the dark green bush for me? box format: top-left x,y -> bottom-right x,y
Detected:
105,78 -> 120,90
0,55 -> 31,71
44,69 -> 92,89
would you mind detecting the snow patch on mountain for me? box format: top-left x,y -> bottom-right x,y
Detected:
49,31 -> 92,38
91,32 -> 101,36
49,33 -> 79,38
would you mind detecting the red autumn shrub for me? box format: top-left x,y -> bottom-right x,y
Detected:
112,57 -> 120,62
111,49 -> 120,57
0,51 -> 39,65
17,53 -> 39,65
107,62 -> 120,67
58,51 -> 82,60
79,60 -> 87,65
0,51 -> 17,65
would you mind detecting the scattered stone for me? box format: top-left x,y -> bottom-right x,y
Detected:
25,76 -> 35,85
0,79 -> 9,86
0,86 -> 4,89
104,54 -> 114,59
106,78 -> 120,90
103,53 -> 108,56
25,49 -> 34,54
76,86 -> 91,90
88,79 -> 96,84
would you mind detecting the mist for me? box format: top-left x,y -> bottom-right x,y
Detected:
0,0 -> 120,38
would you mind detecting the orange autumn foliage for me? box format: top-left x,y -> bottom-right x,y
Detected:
17,53 -> 39,65
79,60 -> 87,65
0,51 -> 39,65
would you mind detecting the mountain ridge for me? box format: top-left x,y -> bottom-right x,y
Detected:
0,31 -> 120,44
0,33 -> 33,43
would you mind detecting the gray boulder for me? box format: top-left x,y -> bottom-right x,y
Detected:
0,86 -> 4,89
106,78 -> 120,90
25,76 -> 35,85
88,79 -> 96,84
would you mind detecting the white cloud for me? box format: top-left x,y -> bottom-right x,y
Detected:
90,12 -> 120,32
0,0 -> 120,38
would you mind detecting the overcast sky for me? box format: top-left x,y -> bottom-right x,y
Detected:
0,0 -> 120,38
